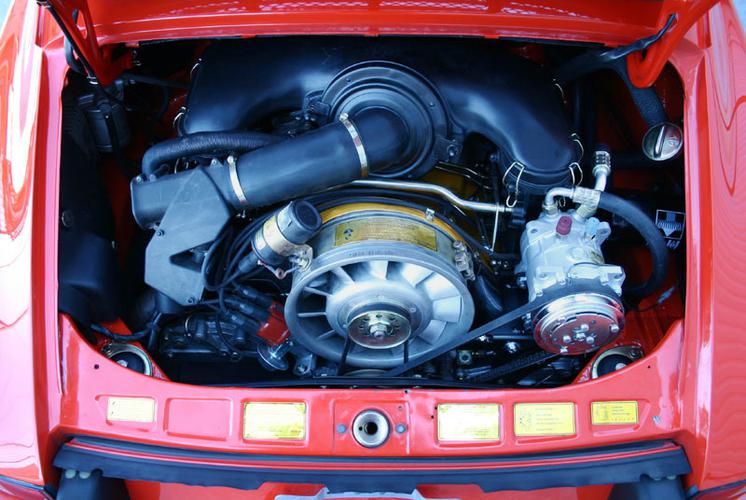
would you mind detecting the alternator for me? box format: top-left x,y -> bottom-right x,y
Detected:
516,211 -> 625,355
284,203 -> 475,368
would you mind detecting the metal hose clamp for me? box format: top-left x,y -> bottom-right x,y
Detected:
339,113 -> 369,177
227,155 -> 249,207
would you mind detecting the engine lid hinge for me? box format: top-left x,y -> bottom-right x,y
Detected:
37,0 -> 131,86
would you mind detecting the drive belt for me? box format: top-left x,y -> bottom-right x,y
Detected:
385,281 -> 613,377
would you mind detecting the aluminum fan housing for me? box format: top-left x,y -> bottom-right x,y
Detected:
284,205 -> 475,368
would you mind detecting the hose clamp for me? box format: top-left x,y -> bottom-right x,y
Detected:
339,113 -> 369,177
227,155 -> 249,207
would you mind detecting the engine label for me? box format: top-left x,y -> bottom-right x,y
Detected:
107,397 -> 156,423
591,401 -> 639,425
514,403 -> 576,436
333,217 -> 437,251
437,404 -> 500,441
243,402 -> 306,440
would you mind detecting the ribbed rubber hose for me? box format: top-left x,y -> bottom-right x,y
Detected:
597,192 -> 669,298
141,131 -> 282,177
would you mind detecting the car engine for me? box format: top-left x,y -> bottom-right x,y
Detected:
59,37 -> 684,387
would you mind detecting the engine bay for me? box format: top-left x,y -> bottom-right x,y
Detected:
58,36 -> 686,388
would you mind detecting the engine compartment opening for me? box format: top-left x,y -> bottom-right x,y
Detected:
57,36 -> 686,389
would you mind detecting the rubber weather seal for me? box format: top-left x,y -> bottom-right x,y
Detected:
54,436 -> 690,494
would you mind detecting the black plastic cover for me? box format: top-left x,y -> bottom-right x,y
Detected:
183,37 -> 578,190
54,436 -> 690,494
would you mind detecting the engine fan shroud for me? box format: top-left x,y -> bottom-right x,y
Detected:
284,205 -> 475,368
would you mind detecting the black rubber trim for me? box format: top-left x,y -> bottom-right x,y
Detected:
687,477 -> 746,499
54,437 -> 690,493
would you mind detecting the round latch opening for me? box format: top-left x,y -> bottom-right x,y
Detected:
352,410 -> 390,448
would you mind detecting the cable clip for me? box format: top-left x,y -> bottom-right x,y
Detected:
502,161 -> 525,208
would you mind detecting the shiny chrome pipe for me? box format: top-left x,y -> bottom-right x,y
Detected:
350,179 -> 510,214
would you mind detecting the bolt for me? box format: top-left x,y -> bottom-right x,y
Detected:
336,424 -> 347,434
156,229 -> 165,237
457,350 -> 472,365
504,341 -> 520,354
370,324 -> 388,339
586,335 -> 596,345
270,341 -> 293,359
396,424 -> 407,433
186,297 -> 196,304
366,313 -> 393,339
610,324 -> 620,334
562,334 -> 572,344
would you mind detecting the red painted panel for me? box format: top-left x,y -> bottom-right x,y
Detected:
165,399 -> 234,441
124,480 -> 613,500
676,1 -> 746,491
1,0 -> 744,495
56,315 -> 684,458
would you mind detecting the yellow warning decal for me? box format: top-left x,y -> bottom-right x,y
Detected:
244,402 -> 306,440
514,403 -> 576,436
334,217 -> 437,251
591,401 -> 639,425
107,397 -> 156,423
437,404 -> 500,441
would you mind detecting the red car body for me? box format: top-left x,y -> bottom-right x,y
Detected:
0,0 -> 745,498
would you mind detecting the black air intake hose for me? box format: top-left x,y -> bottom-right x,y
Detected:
473,275 -> 504,318
131,108 -> 409,227
597,192 -> 669,298
141,131 -> 282,178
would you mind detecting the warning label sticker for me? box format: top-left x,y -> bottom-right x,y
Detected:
334,217 -> 437,251
437,404 -> 500,441
107,397 -> 156,423
655,209 -> 685,250
243,402 -> 306,440
591,401 -> 639,425
514,403 -> 576,436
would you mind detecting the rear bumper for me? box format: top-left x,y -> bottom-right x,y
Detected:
54,436 -> 690,493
